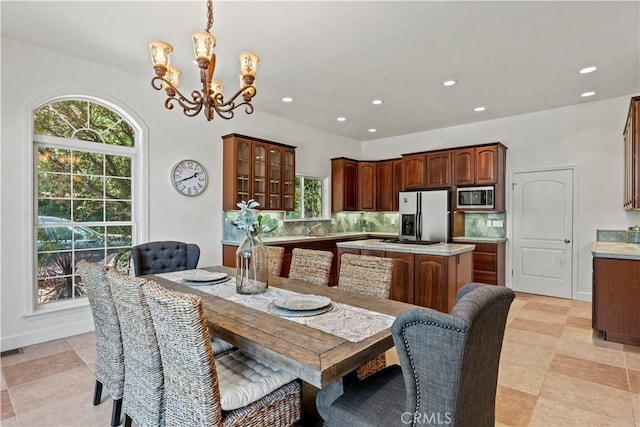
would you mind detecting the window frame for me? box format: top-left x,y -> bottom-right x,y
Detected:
284,174 -> 331,222
25,94 -> 149,316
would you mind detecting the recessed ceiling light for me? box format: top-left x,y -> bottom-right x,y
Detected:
443,80 -> 457,86
337,117 -> 346,122
474,106 -> 486,112
372,99 -> 383,105
581,91 -> 596,97
282,97 -> 294,103
368,128 -> 377,133
579,66 -> 597,74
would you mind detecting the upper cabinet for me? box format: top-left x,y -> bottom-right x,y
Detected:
331,158 -> 359,212
453,148 -> 475,186
222,134 -> 296,211
453,143 -> 507,211
426,150 -> 452,189
403,153 -> 428,190
392,159 -> 404,211
358,162 -> 377,211
376,160 -> 394,211
624,96 -> 640,210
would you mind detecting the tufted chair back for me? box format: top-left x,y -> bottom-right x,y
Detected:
131,241 -> 200,276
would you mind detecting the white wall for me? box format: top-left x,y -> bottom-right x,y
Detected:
0,37 -> 359,351
360,96 -> 640,300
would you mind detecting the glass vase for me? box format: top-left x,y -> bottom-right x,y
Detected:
235,231 -> 268,294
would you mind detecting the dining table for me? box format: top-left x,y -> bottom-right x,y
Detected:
144,266 -> 416,410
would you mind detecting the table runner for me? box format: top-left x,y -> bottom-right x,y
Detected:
155,270 -> 395,343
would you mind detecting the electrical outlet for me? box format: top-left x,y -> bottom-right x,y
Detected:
331,219 -> 336,225
278,220 -> 284,227
493,220 -> 504,228
486,220 -> 493,227
391,217 -> 397,225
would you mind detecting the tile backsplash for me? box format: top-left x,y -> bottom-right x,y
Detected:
463,212 -> 507,238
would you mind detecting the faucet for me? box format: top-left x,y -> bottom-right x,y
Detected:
305,223 -> 322,237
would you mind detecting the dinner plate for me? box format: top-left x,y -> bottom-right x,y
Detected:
273,294 -> 331,311
183,270 -> 227,283
268,302 -> 334,318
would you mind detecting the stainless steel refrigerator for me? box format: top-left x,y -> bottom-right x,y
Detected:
398,190 -> 450,243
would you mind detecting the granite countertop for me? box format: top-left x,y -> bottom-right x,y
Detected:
452,236 -> 508,243
592,241 -> 640,260
336,239 -> 475,256
221,232 -> 396,246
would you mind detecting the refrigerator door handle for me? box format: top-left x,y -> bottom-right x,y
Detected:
416,192 -> 422,240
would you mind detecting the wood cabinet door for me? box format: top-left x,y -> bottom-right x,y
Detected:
283,149 -> 296,211
267,145 -> 282,210
453,148 -> 475,186
393,159 -> 403,210
331,159 -> 359,211
624,97 -> 640,210
475,145 -> 498,184
358,162 -> 377,211
252,142 -> 268,207
426,151 -> 452,188
414,254 -> 448,312
376,161 -> 394,211
384,251 -> 414,304
403,154 -> 427,190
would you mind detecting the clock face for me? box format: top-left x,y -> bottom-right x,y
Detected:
171,160 -> 208,197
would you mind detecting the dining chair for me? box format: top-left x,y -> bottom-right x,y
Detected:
142,280 -> 302,426
77,260 -> 124,427
316,283 -> 516,427
265,245 -> 285,277
337,253 -> 394,380
131,240 -> 200,276
106,269 -> 164,427
288,248 -> 334,286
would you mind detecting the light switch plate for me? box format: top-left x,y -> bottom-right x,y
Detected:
493,220 -> 504,228
487,220 -> 493,227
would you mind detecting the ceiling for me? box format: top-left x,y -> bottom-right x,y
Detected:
2,1 -> 639,142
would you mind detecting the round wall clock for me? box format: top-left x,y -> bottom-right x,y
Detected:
171,159 -> 208,197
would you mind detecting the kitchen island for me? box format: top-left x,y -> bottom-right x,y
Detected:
336,239 -> 475,313
592,240 -> 640,346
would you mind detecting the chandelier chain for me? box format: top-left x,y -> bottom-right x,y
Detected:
206,0 -> 214,33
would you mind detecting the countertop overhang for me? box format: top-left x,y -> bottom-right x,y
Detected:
336,239 -> 475,256
592,241 -> 640,260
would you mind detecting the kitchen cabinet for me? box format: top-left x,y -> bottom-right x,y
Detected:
472,242 -> 505,286
453,143 -> 507,211
453,148 -> 475,186
393,159 -> 404,210
623,96 -> 640,210
358,162 -> 377,211
403,153 -> 427,190
376,161 -> 394,211
592,257 -> 640,346
222,134 -> 296,211
331,158 -> 359,211
414,252 -> 472,313
426,151 -> 452,189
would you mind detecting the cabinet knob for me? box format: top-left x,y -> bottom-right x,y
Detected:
564,239 -> 571,243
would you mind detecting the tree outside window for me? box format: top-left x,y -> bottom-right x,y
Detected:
34,99 -> 136,305
286,176 -> 325,220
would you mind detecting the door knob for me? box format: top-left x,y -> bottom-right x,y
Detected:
564,239 -> 571,243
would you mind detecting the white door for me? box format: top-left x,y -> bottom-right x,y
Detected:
512,169 -> 574,298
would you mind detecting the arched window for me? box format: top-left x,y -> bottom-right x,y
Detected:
33,98 -> 138,306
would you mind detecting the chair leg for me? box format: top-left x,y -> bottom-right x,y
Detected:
111,398 -> 123,426
93,380 -> 103,405
124,414 -> 132,427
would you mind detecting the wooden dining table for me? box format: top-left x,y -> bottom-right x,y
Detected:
145,266 -> 416,390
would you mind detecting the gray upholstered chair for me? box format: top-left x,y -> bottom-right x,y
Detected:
77,260 -> 124,427
288,248 -> 333,286
142,280 -> 302,426
265,245 -> 285,277
338,253 -> 395,380
131,240 -> 200,276
317,283 -> 515,427
107,269 -> 164,427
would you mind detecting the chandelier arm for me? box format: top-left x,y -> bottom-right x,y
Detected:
151,76 -> 206,117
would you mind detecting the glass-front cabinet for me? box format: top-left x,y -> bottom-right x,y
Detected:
223,134 -> 296,211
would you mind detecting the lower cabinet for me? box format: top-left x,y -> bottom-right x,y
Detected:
336,248 -> 472,312
592,257 -> 640,346
472,242 -> 506,286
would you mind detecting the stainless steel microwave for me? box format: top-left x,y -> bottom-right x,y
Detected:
457,186 -> 494,209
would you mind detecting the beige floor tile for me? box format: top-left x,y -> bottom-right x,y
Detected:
560,325 -> 625,349
498,341 -> 555,395
628,350 -> 640,371
567,301 -> 592,318
66,331 -> 97,372
556,336 -> 627,368
566,315 -> 592,329
530,396 -> 634,426
503,327 -> 560,352
513,308 -> 568,326
539,371 -> 636,425
629,369 -> 640,394
524,301 -> 571,315
3,350 -> 84,388
509,317 -> 565,338
0,416 -> 17,426
1,389 -> 14,420
632,393 -> 640,427
550,353 -> 630,391
0,368 -> 6,391
0,339 -> 72,367
528,295 -> 573,307
495,385 -> 537,426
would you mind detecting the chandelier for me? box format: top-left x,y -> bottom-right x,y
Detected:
147,0 -> 259,121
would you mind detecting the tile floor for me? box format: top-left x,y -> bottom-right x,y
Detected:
1,292 -> 639,426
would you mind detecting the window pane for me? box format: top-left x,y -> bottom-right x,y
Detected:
106,177 -> 131,200
106,201 -> 131,221
76,151 -> 104,175
38,148 -> 71,173
34,107 -> 74,139
38,200 -> 72,220
38,172 -> 71,198
286,176 -> 325,220
74,200 -> 104,222
106,154 -> 131,177
73,175 -> 104,199
107,225 -> 132,247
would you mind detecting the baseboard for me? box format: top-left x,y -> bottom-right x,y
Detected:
1,319 -> 95,352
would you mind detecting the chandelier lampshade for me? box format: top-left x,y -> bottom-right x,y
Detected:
148,0 -> 259,121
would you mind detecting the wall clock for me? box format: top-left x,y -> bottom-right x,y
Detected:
171,159 -> 208,197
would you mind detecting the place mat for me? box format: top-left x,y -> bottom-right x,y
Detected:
155,272 -> 394,343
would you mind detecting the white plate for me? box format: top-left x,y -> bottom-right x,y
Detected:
183,270 -> 227,282
268,302 -> 334,317
273,294 -> 331,311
